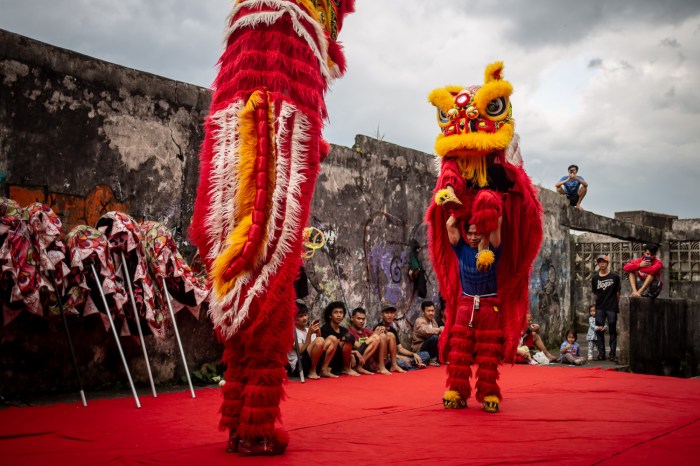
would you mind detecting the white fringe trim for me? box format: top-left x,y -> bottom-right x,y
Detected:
224,0 -> 332,83
211,101 -> 310,338
205,100 -> 245,262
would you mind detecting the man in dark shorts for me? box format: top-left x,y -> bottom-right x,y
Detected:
320,301 -> 359,377
623,244 -> 663,298
555,164 -> 588,210
348,307 -> 389,374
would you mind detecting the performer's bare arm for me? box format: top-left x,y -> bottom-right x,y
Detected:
446,216 -> 461,246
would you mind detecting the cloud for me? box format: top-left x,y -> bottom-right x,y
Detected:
661,37 -> 681,48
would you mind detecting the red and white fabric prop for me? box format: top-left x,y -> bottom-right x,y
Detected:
64,225 -> 128,334
96,212 -> 163,338
139,221 -> 208,320
25,203 -> 71,316
0,199 -> 42,324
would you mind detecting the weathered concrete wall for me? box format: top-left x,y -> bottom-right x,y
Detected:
627,297 -> 699,377
529,188 -> 572,347
565,208 -> 664,244
1,30 -> 215,397
303,136 -> 441,345
0,306 -> 222,397
0,29 -> 209,248
670,283 -> 700,302
668,219 -> 700,241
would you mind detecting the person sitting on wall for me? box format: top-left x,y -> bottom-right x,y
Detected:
320,301 -> 360,377
411,300 -> 443,366
555,164 -> 588,211
623,244 -> 663,298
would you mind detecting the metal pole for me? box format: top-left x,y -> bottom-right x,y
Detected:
90,263 -> 141,409
292,327 -> 305,383
50,273 -> 87,407
119,251 -> 157,398
161,277 -> 195,398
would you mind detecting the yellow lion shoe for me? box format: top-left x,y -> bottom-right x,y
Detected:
443,390 -> 467,409
482,395 -> 500,413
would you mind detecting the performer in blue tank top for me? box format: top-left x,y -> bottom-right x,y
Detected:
443,214 -> 504,414
451,235 -> 501,297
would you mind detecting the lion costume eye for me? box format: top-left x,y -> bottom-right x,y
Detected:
485,97 -> 507,117
438,109 -> 450,125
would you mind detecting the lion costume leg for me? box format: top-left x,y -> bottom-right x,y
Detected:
445,296 -> 475,407
237,295 -> 294,441
474,301 -> 503,412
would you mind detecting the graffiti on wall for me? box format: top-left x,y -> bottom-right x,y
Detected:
298,211 -> 440,331
6,184 -> 130,233
529,239 -> 568,340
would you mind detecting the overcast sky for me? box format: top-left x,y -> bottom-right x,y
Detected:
2,1 -> 699,219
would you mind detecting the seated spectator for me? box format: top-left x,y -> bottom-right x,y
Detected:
517,313 -> 558,363
320,301 -> 359,377
287,302 -> 326,379
559,330 -> 586,365
348,307 -> 390,375
374,306 -> 428,372
516,345 -> 536,365
623,244 -> 663,298
411,300 -> 443,366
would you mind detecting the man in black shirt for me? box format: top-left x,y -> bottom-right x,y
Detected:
320,301 -> 359,377
591,255 -> 621,362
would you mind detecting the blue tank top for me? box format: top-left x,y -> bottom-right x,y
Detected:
451,238 -> 501,296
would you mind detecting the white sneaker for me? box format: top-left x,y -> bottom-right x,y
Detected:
528,359 -> 538,365
587,355 -> 593,361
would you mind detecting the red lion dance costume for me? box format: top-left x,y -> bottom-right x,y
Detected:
190,0 -> 354,456
426,62 -> 543,413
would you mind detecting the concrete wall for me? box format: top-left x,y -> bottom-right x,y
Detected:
0,29 -> 209,249
302,136 -> 441,345
529,188 -> 572,347
627,297 -> 699,377
0,305 -> 222,398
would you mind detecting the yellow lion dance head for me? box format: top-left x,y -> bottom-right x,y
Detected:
428,61 -> 514,158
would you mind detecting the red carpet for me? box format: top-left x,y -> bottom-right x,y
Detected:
2,365 -> 699,465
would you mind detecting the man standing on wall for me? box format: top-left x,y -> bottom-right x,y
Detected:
591,255 -> 621,362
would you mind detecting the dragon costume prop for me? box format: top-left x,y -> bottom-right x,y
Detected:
190,0 -> 354,455
139,221 -> 208,320
426,62 -> 543,413
64,225 -> 129,334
